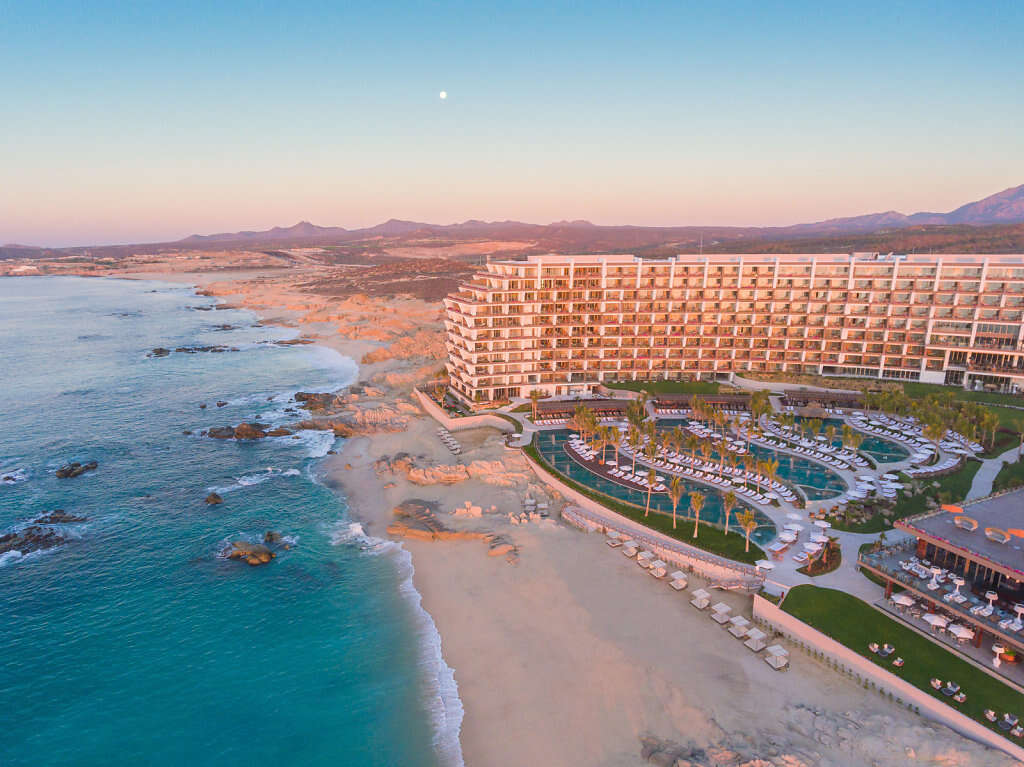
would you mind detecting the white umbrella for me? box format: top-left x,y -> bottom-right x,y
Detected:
786,512 -> 803,521
785,523 -> 804,531
892,593 -> 915,607
949,624 -> 974,640
803,542 -> 822,552
882,473 -> 898,480
857,474 -> 874,481
923,613 -> 949,628
813,519 -> 831,529
778,532 -> 797,543
755,559 -> 775,570
810,533 -> 829,544
606,460 -> 617,466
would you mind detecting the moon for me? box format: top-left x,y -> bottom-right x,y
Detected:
439,91 -> 447,100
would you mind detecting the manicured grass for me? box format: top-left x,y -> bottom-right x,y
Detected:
523,442 -> 763,564
510,403 -> 532,413
901,382 -> 1024,409
830,460 -> 981,533
604,380 -> 721,395
492,412 -> 524,433
993,456 -> 1024,493
797,543 -> 841,576
781,585 -> 1022,742
980,428 -> 1021,458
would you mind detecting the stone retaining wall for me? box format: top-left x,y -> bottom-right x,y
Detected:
414,388 -> 515,433
752,594 -> 1024,762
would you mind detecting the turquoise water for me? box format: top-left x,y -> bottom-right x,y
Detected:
656,419 -> 847,502
794,416 -> 911,464
0,278 -> 459,767
534,430 -> 776,544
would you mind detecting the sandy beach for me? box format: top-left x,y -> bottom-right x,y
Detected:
68,261 -> 1019,766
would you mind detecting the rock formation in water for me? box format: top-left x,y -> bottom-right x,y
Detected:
0,526 -> 66,556
205,492 -> 223,505
55,461 -> 98,479
33,510 -> 87,524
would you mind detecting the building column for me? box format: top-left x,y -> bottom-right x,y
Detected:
884,580 -> 893,599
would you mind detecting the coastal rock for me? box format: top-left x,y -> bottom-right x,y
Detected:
55,461 -> 98,479
0,526 -> 66,556
225,541 -> 275,566
266,427 -> 292,437
263,530 -> 283,544
205,492 -> 223,505
216,401 -> 228,407
199,403 -> 207,409
33,510 -> 88,524
148,347 -> 170,357
294,391 -> 344,412
208,423 -> 269,440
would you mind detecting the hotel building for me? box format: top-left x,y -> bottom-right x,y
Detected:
444,253 -> 1024,405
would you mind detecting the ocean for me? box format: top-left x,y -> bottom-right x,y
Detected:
0,277 -> 461,766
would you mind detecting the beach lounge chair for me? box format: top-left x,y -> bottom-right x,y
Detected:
690,588 -> 711,610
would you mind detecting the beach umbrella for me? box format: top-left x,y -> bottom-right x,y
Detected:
810,533 -> 829,544
882,473 -> 898,480
923,613 -> 949,628
813,519 -> 831,529
755,559 -> 775,570
786,512 -> 802,521
784,523 -> 804,531
892,593 -> 915,607
803,542 -> 821,552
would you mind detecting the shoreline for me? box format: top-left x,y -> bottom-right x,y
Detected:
23,267 -> 1018,767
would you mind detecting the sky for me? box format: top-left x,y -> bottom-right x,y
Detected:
2,0 -> 1023,247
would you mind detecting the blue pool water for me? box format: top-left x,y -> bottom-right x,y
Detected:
534,430 -> 776,544
656,419 -> 847,502
794,416 -> 910,464
0,277 -> 460,767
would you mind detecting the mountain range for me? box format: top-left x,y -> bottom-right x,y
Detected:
176,183 -> 1024,246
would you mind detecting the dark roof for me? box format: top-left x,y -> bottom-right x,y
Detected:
655,393 -> 751,405
781,391 -> 864,406
897,489 -> 1024,581
537,398 -> 629,415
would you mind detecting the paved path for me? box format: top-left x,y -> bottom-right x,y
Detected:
965,443 -> 1022,501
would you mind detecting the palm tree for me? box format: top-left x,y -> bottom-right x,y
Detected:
722,490 -> 737,536
596,425 -> 610,463
668,476 -> 683,529
529,389 -> 543,421
628,424 -> 641,473
689,491 -> 706,539
686,433 -> 700,462
645,467 -> 657,517
737,509 -> 758,552
766,458 -> 779,492
923,420 -> 946,454
825,424 -> 837,447
1016,417 -> 1024,458
982,409 -> 1000,449
753,459 -> 765,493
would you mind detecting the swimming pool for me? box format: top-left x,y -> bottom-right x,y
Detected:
534,430 -> 777,545
656,419 -> 847,502
795,416 -> 910,464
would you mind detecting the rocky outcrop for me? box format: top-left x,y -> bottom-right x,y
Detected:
360,328 -> 446,364
294,391 -> 345,412
207,423 -> 269,440
375,454 -> 529,487
147,345 -> 239,357
205,492 -> 223,505
55,461 -> 98,479
33,510 -> 87,524
0,526 -> 65,556
224,541 -> 276,566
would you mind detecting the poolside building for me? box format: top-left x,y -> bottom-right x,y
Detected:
859,489 -> 1024,670
444,253 -> 1024,406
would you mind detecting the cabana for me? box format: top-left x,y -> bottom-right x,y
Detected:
727,615 -> 751,638
668,571 -> 688,590
690,588 -> 711,609
605,530 -> 622,548
744,627 -> 768,652
764,645 -> 790,670
636,551 -> 656,568
891,593 -> 915,607
621,542 -> 639,558
710,602 -> 733,624
649,560 -> 668,578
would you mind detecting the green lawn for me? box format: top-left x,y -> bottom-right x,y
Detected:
782,585 -> 1022,742
901,382 -> 1024,409
993,456 -> 1024,493
603,380 -> 721,395
510,403 -> 533,413
523,442 -> 763,564
831,460 -> 981,533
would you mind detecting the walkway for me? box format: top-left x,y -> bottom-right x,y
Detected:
966,444 -> 1022,501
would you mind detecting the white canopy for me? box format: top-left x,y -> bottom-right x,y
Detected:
711,602 -> 731,614
810,533 -> 829,544
803,542 -> 822,552
949,624 -> 975,640
729,615 -> 750,628
923,613 -> 949,628
892,593 -> 915,607
786,512 -> 803,521
755,559 -> 775,570
690,588 -> 711,600
785,523 -> 804,531
813,519 -> 831,529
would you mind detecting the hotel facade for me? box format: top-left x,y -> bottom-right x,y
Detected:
444,253 -> 1024,405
